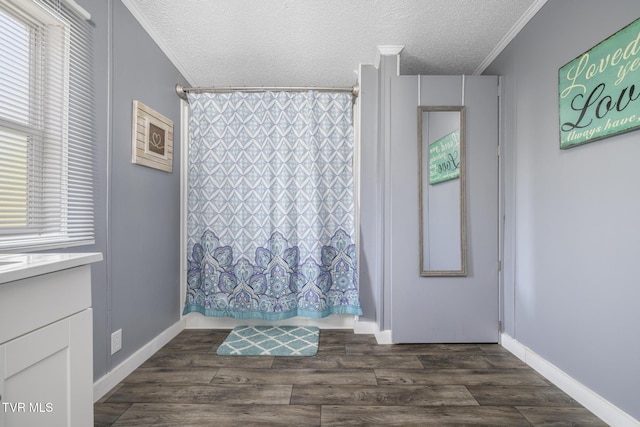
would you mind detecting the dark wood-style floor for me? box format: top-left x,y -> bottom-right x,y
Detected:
94,329 -> 606,426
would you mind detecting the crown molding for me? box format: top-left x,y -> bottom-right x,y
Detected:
375,45 -> 405,66
377,45 -> 405,56
474,0 -> 548,74
119,0 -> 196,85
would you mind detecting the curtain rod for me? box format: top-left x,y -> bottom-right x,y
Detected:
175,84 -> 359,100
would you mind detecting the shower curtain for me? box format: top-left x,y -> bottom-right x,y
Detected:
183,91 -> 362,320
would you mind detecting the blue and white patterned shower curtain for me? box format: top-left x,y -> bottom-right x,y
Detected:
184,91 -> 362,320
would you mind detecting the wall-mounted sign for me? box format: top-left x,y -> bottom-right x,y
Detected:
559,17 -> 640,149
429,129 -> 460,185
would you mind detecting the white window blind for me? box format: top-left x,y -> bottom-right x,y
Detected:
0,0 -> 95,251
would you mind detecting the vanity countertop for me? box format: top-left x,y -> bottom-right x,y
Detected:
0,252 -> 103,284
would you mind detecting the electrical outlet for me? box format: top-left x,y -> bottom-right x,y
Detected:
111,329 -> 122,355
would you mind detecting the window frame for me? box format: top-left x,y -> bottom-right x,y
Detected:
0,0 -> 92,252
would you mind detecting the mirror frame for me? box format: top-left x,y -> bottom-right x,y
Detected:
417,105 -> 467,277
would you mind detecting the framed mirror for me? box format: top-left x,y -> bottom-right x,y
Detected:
418,106 -> 466,276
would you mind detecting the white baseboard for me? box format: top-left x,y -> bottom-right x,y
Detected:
93,319 -> 185,402
353,320 -> 392,344
374,329 -> 393,344
500,333 -> 639,427
184,314 -> 394,344
185,312 -> 358,329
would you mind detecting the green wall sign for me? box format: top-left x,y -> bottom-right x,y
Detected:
429,129 -> 460,185
559,17 -> 640,149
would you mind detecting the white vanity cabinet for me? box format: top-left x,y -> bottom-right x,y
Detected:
0,253 -> 102,427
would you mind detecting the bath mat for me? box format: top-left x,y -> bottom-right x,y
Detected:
217,325 -> 319,356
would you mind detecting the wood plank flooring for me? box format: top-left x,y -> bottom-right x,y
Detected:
94,329 -> 607,426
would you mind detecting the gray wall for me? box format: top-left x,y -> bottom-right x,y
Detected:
357,64 -> 380,324
359,55 -> 404,331
79,0 -> 187,380
485,0 -> 640,419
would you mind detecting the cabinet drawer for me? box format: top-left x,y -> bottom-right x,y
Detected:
0,266 -> 91,345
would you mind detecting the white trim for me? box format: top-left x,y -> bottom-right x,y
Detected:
353,320 -> 393,344
375,329 -> 393,345
179,99 -> 189,320
473,0 -> 548,74
185,313 -> 357,330
377,45 -> 405,55
375,45 -> 404,67
500,333 -> 640,427
93,319 -> 185,402
61,0 -> 90,20
352,319 -> 378,335
185,315 -> 394,344
119,0 -> 196,85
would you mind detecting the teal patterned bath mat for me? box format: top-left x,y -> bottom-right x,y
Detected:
217,325 -> 319,356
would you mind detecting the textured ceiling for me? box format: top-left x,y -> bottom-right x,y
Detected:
123,0 -> 546,88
